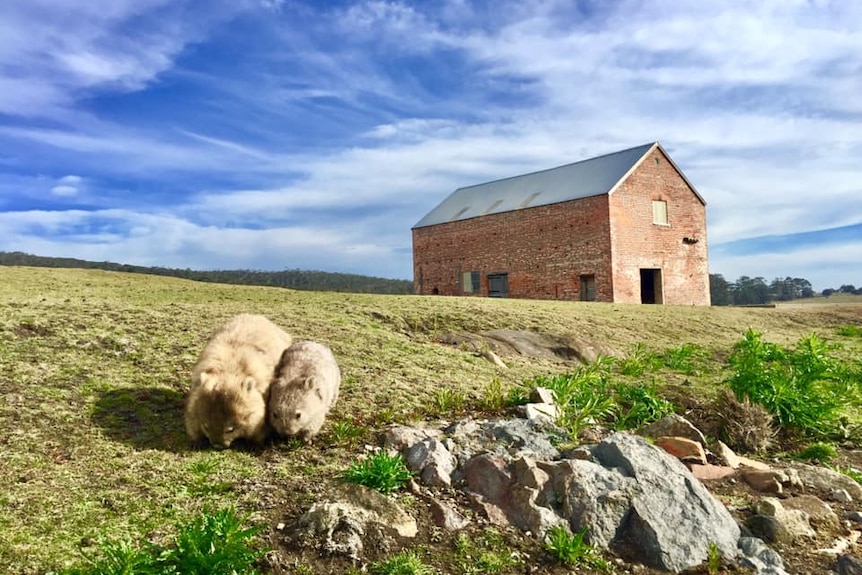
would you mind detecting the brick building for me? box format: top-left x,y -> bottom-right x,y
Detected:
412,142 -> 710,305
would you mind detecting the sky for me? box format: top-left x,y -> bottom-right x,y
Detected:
0,0 -> 860,291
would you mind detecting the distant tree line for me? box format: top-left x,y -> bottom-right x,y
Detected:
0,252 -> 414,295
709,274 -> 861,306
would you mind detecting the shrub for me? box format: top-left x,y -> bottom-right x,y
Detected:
618,343 -> 660,377
658,343 -> 709,375
342,451 -> 412,494
725,330 -> 855,438
714,388 -> 775,453
454,528 -> 522,574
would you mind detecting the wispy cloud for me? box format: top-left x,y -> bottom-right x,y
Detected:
0,0 -> 859,289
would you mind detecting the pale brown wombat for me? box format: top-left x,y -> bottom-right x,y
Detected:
268,340 -> 340,442
184,313 -> 293,448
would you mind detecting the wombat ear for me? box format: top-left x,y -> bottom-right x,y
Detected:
276,348 -> 291,370
199,369 -> 219,389
302,376 -> 315,390
314,386 -> 324,401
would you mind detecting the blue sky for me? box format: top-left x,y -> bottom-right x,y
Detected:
1,0 -> 860,291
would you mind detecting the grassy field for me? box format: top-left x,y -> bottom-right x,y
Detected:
1,266 -> 861,574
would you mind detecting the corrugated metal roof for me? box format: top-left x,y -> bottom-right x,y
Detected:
413,142 -> 660,229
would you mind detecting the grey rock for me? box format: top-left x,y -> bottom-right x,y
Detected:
292,484 -> 417,560
445,418 -> 564,465
847,511 -> 862,524
424,496 -> 470,531
738,536 -> 786,569
789,462 -> 862,500
830,489 -> 853,503
752,497 -> 815,540
540,458 -> 635,550
746,515 -> 793,544
592,433 -> 741,572
521,402 -> 559,424
529,386 -> 555,404
406,438 -> 456,487
383,425 -> 439,453
837,554 -> 862,575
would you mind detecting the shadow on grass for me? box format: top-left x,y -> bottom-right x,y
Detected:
92,387 -> 189,452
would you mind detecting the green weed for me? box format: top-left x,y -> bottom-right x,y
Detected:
795,442 -> 837,463
836,325 -> 862,338
454,528 -> 522,574
328,420 -> 366,445
58,507 -> 265,575
658,343 -> 709,375
432,388 -> 468,414
342,451 -> 412,494
369,550 -> 434,575
828,464 -> 862,485
532,358 -> 617,439
707,541 -> 722,575
613,381 -> 675,430
726,330 -> 858,438
618,343 -> 660,377
479,377 -> 508,412
544,525 -> 611,572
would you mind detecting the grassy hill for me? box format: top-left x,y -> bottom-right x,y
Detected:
1,266 -> 860,573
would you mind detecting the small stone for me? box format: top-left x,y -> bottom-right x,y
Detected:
737,455 -> 771,470
830,489 -> 853,503
689,463 -> 737,481
746,514 -> 793,544
711,440 -> 742,469
654,436 -> 707,465
742,469 -> 783,494
276,522 -> 285,530
846,511 -> 862,524
529,386 -> 555,404
523,403 -> 559,423
836,553 -> 862,575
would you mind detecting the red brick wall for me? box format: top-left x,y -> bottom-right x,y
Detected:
413,146 -> 710,305
412,194 -> 615,301
608,148 -> 710,305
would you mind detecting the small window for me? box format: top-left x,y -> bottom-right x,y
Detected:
652,200 -> 668,225
579,275 -> 596,301
462,271 -> 480,294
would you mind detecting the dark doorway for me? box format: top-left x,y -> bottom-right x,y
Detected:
487,273 -> 509,298
640,268 -> 663,304
579,274 -> 596,301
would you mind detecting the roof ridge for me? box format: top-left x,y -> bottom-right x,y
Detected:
456,142 -> 656,191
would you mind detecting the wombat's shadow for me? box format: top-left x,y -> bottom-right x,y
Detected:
91,387 -> 189,452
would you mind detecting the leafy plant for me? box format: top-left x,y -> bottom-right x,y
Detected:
618,343 -> 660,377
828,464 -> 862,485
432,388 -> 468,414
328,420 -> 366,445
163,507 -> 266,575
658,343 -> 709,375
544,525 -> 611,572
454,528 -> 522,574
369,550 -> 434,575
63,538 -> 161,575
479,377 -> 508,411
707,541 -> 722,575
533,358 -> 617,439
836,325 -> 862,338
59,507 -> 265,575
613,381 -> 675,430
725,330 -> 856,438
342,451 -> 412,494
795,442 -> 837,463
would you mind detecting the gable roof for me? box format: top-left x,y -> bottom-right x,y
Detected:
413,142 -> 703,229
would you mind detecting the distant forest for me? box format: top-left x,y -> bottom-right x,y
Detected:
2,251 -> 857,304
0,252 -> 414,295
709,273 -> 861,306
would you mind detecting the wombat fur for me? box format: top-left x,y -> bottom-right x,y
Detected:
185,313 -> 293,448
269,340 -> 340,441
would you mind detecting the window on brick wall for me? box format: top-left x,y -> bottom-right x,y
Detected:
579,275 -> 596,301
462,270 -> 480,294
652,200 -> 668,225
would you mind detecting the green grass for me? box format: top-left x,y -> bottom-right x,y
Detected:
454,528 -> 523,574
342,451 -> 413,494
2,266 -> 862,573
369,550 -> 434,575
